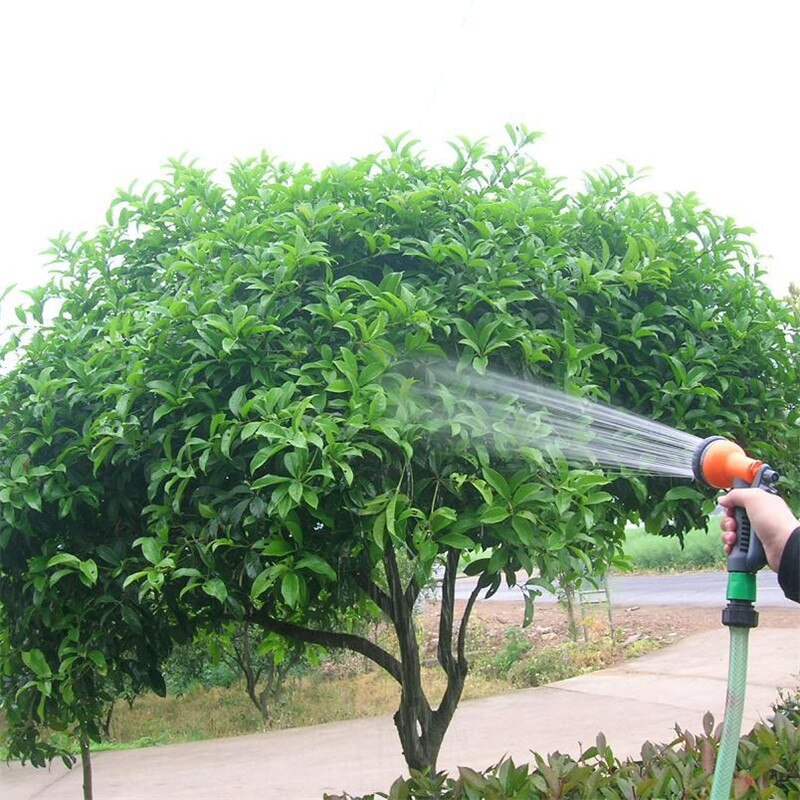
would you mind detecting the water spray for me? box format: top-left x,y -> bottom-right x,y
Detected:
425,367 -> 782,799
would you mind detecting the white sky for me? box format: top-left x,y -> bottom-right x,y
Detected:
1,0 -> 797,329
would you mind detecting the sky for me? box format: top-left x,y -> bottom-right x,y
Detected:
1,0 -> 797,329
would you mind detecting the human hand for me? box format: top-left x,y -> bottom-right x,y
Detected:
718,488 -> 799,572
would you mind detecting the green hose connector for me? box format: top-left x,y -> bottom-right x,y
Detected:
710,626 -> 750,800
726,572 -> 756,602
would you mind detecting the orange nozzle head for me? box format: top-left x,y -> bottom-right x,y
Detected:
692,437 -> 763,489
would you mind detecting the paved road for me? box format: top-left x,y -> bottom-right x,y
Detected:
454,569 -> 796,607
3,627 -> 798,800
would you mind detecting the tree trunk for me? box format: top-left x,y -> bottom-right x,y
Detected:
80,733 -> 93,800
385,545 -> 477,774
248,544 -> 484,774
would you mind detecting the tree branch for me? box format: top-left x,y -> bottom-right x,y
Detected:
383,538 -> 405,611
404,575 -> 421,608
384,541 -> 432,720
437,548 -> 459,676
457,579 -> 483,667
249,609 -> 403,685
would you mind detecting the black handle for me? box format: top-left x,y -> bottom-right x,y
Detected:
727,472 -> 773,573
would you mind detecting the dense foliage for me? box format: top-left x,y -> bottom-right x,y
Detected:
325,706 -> 800,800
1,128 -> 797,771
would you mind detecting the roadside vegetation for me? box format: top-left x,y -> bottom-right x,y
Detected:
0,532 -> 728,759
0,607 -> 659,757
328,690 -> 800,799
621,526 -> 726,572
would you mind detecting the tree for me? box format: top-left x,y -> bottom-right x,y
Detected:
1,128 -> 797,774
212,625 -> 307,723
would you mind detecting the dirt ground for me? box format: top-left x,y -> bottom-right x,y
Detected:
420,599 -> 799,666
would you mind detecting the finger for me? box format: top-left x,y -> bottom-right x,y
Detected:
717,489 -> 753,509
722,531 -> 737,544
720,517 -> 736,532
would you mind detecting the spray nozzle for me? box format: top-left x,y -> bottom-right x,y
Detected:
692,436 -> 778,576
691,436 -> 775,489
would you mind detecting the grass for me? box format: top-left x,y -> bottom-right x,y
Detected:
98,665 -> 509,749
621,525 -> 726,572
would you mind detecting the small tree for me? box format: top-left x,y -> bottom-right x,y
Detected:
213,625 -> 306,723
1,129 -> 797,774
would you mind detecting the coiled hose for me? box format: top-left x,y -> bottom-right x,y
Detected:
710,626 -> 750,800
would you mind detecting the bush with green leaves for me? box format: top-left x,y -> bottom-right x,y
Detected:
326,705 -> 800,800
1,127 -> 798,773
484,627 -> 532,678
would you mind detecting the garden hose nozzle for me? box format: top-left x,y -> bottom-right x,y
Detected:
691,436 -> 774,491
692,436 -> 780,620
692,436 -> 779,577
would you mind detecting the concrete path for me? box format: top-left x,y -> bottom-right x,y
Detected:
2,627 -> 798,800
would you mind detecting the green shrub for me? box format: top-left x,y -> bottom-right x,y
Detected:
772,689 -> 800,727
485,628 -> 532,678
508,644 -> 576,687
327,700 -> 800,799
506,639 -> 630,689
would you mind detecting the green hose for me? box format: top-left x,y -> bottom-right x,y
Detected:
710,626 -> 750,800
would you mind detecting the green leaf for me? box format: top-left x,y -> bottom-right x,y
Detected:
251,473 -> 289,491
22,486 -> 42,511
202,577 -> 228,603
462,557 -> 490,576
583,491 -> 614,505
523,591 -> 535,628
220,427 -> 235,458
372,512 -> 386,549
228,385 -> 248,417
281,572 -> 300,607
87,650 -> 108,674
438,532 -> 475,549
296,555 -> 336,580
386,492 -> 398,536
663,486 -> 705,502
326,379 -> 349,393
470,479 -> 493,504
173,567 -> 202,579
429,506 -> 457,533
79,559 -> 98,585
46,553 -> 82,569
96,545 -> 120,566
481,505 -> 510,524
148,668 -> 167,697
22,649 -> 50,678
49,568 -> 74,587
511,515 -> 535,545
512,484 -> 547,505
250,568 -> 273,601
262,539 -> 293,556
138,538 -> 162,565
482,467 -> 511,500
